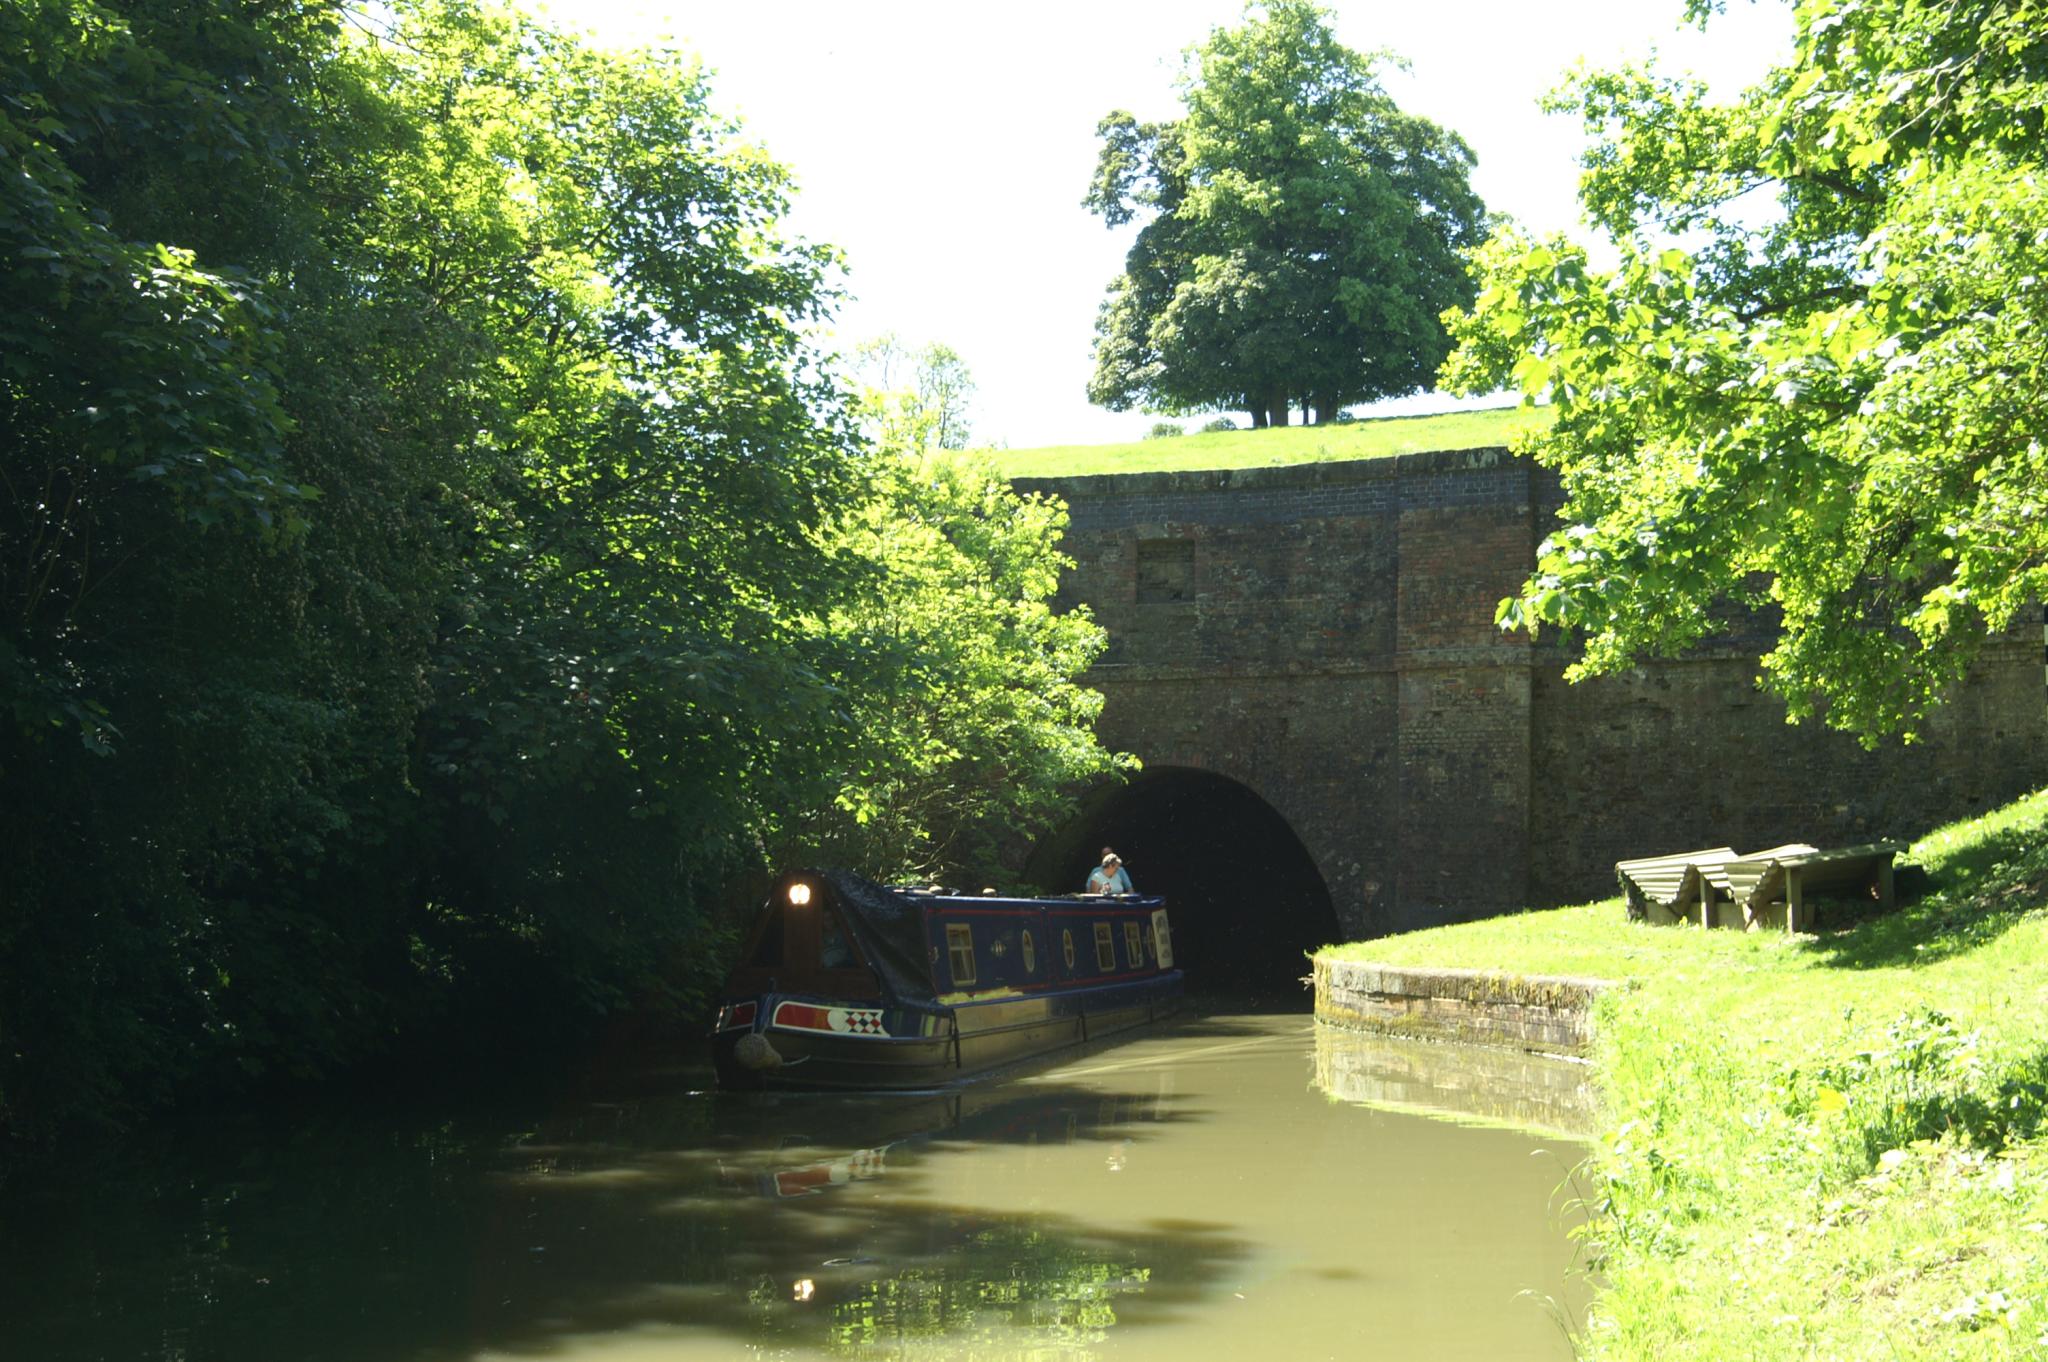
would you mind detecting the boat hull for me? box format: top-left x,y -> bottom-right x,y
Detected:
714,972 -> 1183,1091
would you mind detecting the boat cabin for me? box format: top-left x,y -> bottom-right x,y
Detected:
725,873 -> 1174,1005
713,870 -> 1182,1089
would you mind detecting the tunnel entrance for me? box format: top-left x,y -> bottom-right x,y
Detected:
1022,768 -> 1340,1006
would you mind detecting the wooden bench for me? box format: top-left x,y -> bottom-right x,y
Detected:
1723,842 -> 1905,933
1618,841 -> 1907,933
1616,847 -> 1740,928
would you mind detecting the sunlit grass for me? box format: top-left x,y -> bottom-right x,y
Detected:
989,405 -> 1547,479
1320,788 -> 2048,1360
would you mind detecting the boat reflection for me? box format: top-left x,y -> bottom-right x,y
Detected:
715,1082 -> 1172,1201
721,1141 -> 893,1198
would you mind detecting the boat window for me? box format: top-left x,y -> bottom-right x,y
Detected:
1021,929 -> 1036,974
1062,929 -> 1076,970
819,911 -> 855,970
946,923 -> 976,986
1094,922 -> 1115,972
1152,909 -> 1175,969
748,906 -> 784,966
1124,921 -> 1144,967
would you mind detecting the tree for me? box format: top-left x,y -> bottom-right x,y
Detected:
367,0 -> 867,1024
850,334 -> 977,452
1084,0 -> 1488,429
1443,0 -> 2048,741
821,340 -> 1125,881
2,0 -> 415,1138
0,0 -> 1131,1144
804,448 -> 1132,883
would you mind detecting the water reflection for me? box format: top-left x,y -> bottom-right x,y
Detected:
0,1014 -> 1588,1360
1311,1023 -> 1602,1138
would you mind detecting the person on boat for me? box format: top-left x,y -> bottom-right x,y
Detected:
1086,850 -> 1133,895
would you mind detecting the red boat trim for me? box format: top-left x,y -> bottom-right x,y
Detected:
774,1166 -> 834,1197
774,1001 -> 832,1030
771,1000 -> 889,1037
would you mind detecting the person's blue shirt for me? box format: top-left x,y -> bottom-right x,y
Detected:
1086,862 -> 1133,894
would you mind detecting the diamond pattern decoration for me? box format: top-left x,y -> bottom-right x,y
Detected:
836,1009 -> 885,1035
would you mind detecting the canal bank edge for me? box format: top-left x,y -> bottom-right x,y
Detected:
1311,956 -> 1623,1057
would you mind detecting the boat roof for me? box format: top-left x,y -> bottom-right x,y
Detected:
810,870 -> 1165,1015
884,887 -> 1167,912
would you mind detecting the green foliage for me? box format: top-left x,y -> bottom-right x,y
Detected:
360,0 -> 863,1025
1085,0 -> 1488,428
1144,422 -> 1184,439
805,447 -> 1130,883
0,0 -> 1120,1145
2,0 -> 395,1137
1,0 -> 316,749
1443,0 -> 2048,742
849,335 -> 978,454
815,343 -> 1125,883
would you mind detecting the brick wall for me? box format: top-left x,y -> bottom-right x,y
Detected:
1017,448 -> 2048,939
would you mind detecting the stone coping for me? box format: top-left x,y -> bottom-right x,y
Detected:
1312,956 -> 1624,1058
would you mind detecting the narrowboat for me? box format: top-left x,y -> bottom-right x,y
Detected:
712,869 -> 1182,1090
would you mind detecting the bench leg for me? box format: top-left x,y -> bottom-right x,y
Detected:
1786,871 -> 1805,934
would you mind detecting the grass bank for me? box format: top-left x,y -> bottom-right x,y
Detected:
1321,790 -> 2048,1360
990,404 -> 1545,479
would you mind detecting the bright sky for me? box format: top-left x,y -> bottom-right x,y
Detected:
561,1 -> 1793,448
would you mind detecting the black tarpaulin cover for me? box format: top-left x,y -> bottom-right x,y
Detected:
816,869 -> 947,1016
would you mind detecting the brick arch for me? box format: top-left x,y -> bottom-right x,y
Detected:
1021,764 -> 1341,998
1087,710 -> 1401,942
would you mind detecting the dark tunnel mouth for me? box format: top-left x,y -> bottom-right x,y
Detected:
1023,767 -> 1340,1006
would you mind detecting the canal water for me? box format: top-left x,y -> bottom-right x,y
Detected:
0,1013 -> 1594,1361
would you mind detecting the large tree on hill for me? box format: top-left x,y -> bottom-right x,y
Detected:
1443,0 -> 2048,742
1084,0 -> 1488,429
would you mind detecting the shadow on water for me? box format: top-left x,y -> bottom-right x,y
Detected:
0,1045 -> 1247,1362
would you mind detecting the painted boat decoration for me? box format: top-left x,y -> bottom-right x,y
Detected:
713,869 -> 1182,1090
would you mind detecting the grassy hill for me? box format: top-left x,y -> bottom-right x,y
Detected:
1322,791 -> 2048,1359
990,404 -> 1547,479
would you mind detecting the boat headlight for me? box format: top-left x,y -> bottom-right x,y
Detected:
788,882 -> 813,907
